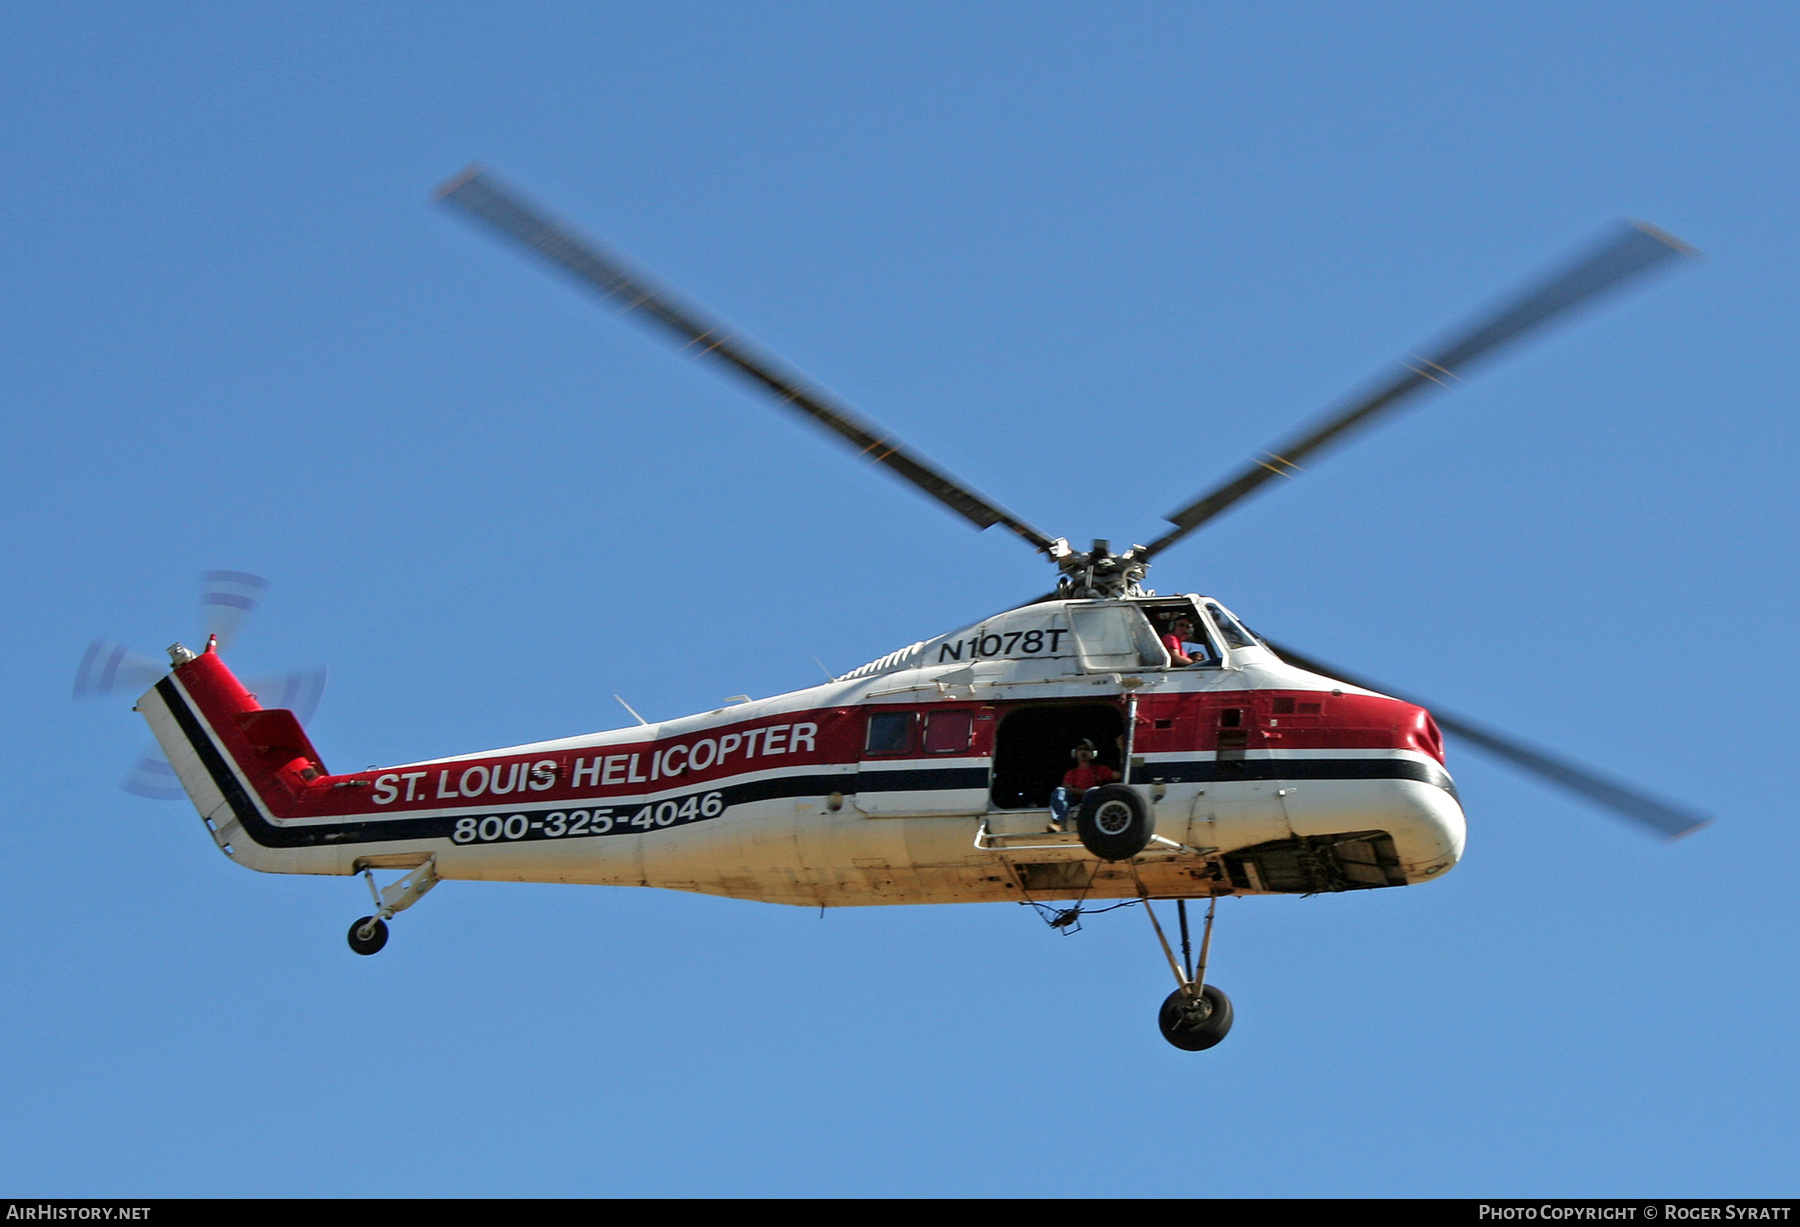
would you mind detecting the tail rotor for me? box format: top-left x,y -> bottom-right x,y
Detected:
122,752 -> 187,801
73,640 -> 165,700
76,572 -> 326,801
202,570 -> 268,652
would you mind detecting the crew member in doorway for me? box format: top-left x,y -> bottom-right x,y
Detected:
1050,738 -> 1117,831
1161,615 -> 1213,667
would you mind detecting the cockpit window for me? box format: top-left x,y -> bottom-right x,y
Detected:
1148,602 -> 1218,667
1069,605 -> 1169,671
1203,602 -> 1261,650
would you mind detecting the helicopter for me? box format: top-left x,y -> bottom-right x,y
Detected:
132,167 -> 1706,1052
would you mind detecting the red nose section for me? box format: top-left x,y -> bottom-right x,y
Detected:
1407,706 -> 1446,763
1160,691 -> 1449,761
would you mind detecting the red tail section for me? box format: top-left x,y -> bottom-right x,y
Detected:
170,645 -> 330,801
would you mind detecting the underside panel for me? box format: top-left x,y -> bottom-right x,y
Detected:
1225,831 -> 1409,894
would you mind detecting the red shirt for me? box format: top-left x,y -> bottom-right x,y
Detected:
1062,763 -> 1116,792
1163,633 -> 1210,664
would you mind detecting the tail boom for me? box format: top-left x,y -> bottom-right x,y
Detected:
140,647 -> 378,875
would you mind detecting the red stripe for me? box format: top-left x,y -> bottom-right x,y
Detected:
172,648 -> 1442,821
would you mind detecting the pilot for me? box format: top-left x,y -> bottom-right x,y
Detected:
1049,738 -> 1117,831
1161,615 -> 1213,667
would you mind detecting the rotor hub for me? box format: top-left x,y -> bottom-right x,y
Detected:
1051,538 -> 1150,600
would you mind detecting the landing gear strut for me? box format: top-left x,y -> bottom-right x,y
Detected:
347,856 -> 438,956
1142,893 -> 1233,1051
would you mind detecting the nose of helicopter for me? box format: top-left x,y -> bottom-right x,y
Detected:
1377,702 -> 1465,882
1275,760 -> 1467,886
1220,769 -> 1464,894
1376,698 -> 1465,881
1394,773 -> 1466,884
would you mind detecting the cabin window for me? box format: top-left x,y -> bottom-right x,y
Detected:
923,710 -> 973,754
1069,606 -> 1168,671
864,711 -> 915,756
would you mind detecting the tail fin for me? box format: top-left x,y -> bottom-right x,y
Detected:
137,642 -> 332,866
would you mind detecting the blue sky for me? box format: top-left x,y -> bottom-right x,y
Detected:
5,2 -> 1797,1197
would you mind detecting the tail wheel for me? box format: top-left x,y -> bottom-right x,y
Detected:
1076,784 -> 1153,860
347,916 -> 389,956
1159,984 -> 1233,1051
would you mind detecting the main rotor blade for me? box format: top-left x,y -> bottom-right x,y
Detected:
1264,638 -> 1709,841
1145,222 -> 1695,557
435,166 -> 1058,554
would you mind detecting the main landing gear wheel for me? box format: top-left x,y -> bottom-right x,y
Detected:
347,916 -> 389,956
1158,984 -> 1233,1051
1139,894 -> 1233,1052
1077,784 -> 1153,861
